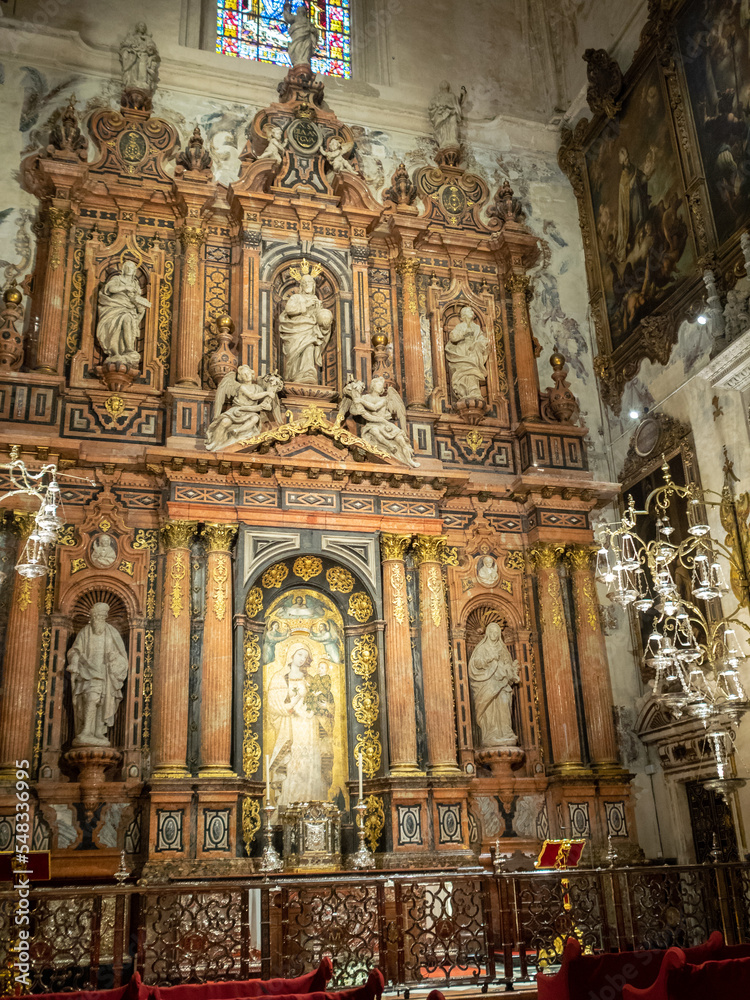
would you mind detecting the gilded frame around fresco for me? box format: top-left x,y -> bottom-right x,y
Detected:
559,0 -> 750,412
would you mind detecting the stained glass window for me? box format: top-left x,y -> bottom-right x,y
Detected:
217,1 -> 351,80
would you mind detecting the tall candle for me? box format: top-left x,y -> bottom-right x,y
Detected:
358,750 -> 363,802
265,754 -> 270,801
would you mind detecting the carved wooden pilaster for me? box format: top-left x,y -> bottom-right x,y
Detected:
36,206 -> 74,373
395,256 -> 426,408
174,224 -> 207,386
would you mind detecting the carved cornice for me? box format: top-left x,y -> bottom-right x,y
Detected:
412,534 -> 446,565
380,533 -> 412,562
160,519 -> 198,551
202,523 -> 237,552
529,542 -> 565,570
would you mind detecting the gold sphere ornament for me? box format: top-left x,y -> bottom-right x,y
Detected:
550,352 -> 565,370
3,281 -> 23,305
371,331 -> 389,348
215,313 -> 235,334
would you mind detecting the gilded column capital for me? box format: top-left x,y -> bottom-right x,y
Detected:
46,207 -> 74,230
505,273 -> 531,295
160,520 -> 198,551
565,543 -> 597,572
179,224 -> 207,249
202,522 -> 237,552
380,533 -> 412,562
11,511 -> 37,541
395,256 -> 420,277
412,534 -> 446,565
529,542 -> 565,570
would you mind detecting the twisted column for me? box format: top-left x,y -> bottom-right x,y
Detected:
152,520 -> 197,779
381,533 -> 421,775
530,543 -> 582,772
566,545 -> 620,771
0,515 -> 43,779
413,535 -> 459,775
174,224 -> 206,386
199,523 -> 237,777
506,273 -> 540,421
36,207 -> 73,373
395,257 -> 426,408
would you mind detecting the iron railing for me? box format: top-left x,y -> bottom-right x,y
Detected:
1,863 -> 748,993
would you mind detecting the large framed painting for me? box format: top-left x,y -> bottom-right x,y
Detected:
585,60 -> 696,353
677,0 -> 750,246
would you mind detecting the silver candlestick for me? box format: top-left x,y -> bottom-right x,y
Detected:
259,802 -> 283,873
352,799 -> 375,870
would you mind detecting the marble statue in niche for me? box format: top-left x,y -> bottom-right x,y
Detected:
90,534 -> 118,569
284,1 -> 319,67
468,622 -> 520,748
338,377 -> 419,468
279,263 -> 333,384
477,554 -> 499,588
67,603 -> 129,747
119,22 -> 160,94
445,306 -> 489,401
429,81 -> 466,149
206,367 -> 284,451
95,261 -> 151,367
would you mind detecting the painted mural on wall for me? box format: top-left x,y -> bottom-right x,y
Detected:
585,61 -> 694,351
678,0 -> 750,246
262,589 -> 347,811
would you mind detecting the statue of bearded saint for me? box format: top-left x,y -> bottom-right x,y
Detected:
66,603 -> 129,747
278,270 -> 333,384
283,1 -> 319,67
468,622 -> 520,748
95,260 -> 151,367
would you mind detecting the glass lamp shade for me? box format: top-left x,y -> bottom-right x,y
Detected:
687,498 -> 710,537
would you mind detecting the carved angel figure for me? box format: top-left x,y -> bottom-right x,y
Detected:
257,124 -> 287,167
338,376 -> 419,468
324,137 -> 356,175
206,367 -> 284,452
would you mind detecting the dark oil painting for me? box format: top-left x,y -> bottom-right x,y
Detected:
585,62 -> 694,350
678,0 -> 750,246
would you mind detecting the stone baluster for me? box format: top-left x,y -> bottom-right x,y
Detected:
395,256 -> 426,408
529,543 -> 583,772
566,545 -> 620,771
174,224 -> 206,386
505,272 -> 541,421
199,523 -> 237,777
35,207 -> 73,373
413,535 -> 460,774
380,533 -> 421,775
152,520 -> 198,779
0,515 -> 43,780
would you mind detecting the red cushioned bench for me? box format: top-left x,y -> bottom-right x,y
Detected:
150,959 -> 334,1000
622,947 -> 750,999
536,931 -> 750,1000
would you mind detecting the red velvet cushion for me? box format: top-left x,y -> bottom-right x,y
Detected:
536,937 -> 580,1000
567,947 -> 665,999
623,949 -> 686,1000
152,959 -> 333,1000
16,971 -> 150,1000
678,955 -> 750,1000
425,991 -> 445,1000
214,969 -> 384,1000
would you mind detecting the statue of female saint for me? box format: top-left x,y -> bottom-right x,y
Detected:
445,306 -> 488,400
278,268 -> 333,384
119,22 -> 160,93
267,643 -> 333,806
468,622 -> 520,748
283,1 -> 319,67
96,261 -> 151,367
428,80 -> 466,149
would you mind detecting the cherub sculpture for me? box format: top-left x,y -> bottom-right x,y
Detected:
337,376 -> 419,468
206,367 -> 284,452
324,137 -> 357,175
257,124 -> 287,167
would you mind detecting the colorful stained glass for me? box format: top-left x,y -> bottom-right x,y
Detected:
216,0 -> 352,79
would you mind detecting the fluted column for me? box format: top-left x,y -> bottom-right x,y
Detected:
566,545 -> 620,770
506,273 -> 540,421
395,257 -> 426,408
174,224 -> 206,386
413,535 -> 460,775
381,533 -> 421,775
152,520 -> 198,778
0,515 -> 43,779
36,207 -> 73,373
199,523 -> 237,777
530,543 -> 582,772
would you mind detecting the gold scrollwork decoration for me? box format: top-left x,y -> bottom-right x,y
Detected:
242,797 -> 261,855
293,556 -> 322,581
426,565 -> 443,627
244,632 -> 261,674
261,562 -> 288,589
326,566 -> 354,593
169,551 -> 186,619
442,546 -> 459,567
157,258 -> 173,368
146,557 -> 157,620
57,525 -> 77,546
355,731 -> 382,778
244,678 -> 261,727
133,528 -> 159,553
351,633 -> 377,678
348,592 -> 373,622
505,550 -> 525,572
244,729 -> 261,776
390,562 -> 407,625
70,558 -> 87,575
117,560 -> 134,577
352,680 -> 380,728
245,587 -> 263,618
547,575 -> 565,631
212,558 -> 229,622
141,630 -> 154,748
363,794 -> 385,853
582,578 -> 599,631
33,626 -> 52,773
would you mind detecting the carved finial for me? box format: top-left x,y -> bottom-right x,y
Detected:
176,125 -> 212,175
584,48 -> 623,119
0,279 -> 25,373
383,162 -> 417,208
541,353 -> 579,424
47,94 -> 87,158
488,179 -> 525,229
207,313 -> 237,389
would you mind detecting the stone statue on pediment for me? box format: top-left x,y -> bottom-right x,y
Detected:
428,80 -> 466,149
284,1 -> 319,67
67,603 -> 129,747
119,22 -> 160,95
206,367 -> 284,451
338,377 -> 419,468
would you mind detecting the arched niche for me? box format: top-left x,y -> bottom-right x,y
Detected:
235,553 -> 385,814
